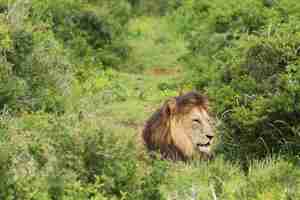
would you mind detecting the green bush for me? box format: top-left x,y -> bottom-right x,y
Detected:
0,0 -> 134,113
0,26 -> 73,112
176,0 -> 300,161
163,157 -> 300,200
0,112 -> 167,200
1,0 -> 299,199
30,0 -> 132,69
128,0 -> 182,16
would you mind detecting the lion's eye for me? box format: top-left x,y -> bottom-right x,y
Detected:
193,119 -> 201,124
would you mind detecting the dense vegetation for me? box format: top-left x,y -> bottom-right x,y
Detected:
173,0 -> 300,162
0,0 -> 299,199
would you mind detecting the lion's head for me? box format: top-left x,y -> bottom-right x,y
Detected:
142,92 -> 215,161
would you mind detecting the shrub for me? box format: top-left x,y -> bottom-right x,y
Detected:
163,157 -> 300,200
0,0 -> 135,113
128,0 -> 182,16
0,112 -> 168,200
30,0 -> 132,69
0,0 -> 135,114
177,0 -> 300,161
1,27 -> 73,113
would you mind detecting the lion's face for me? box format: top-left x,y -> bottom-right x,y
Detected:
143,92 -> 215,161
172,106 -> 215,158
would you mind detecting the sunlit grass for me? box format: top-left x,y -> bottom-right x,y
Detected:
125,16 -> 187,71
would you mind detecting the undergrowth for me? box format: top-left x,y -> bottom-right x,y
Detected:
0,0 -> 299,199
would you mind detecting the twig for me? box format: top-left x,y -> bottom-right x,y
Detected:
210,184 -> 218,200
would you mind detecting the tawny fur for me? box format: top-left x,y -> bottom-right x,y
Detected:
142,92 -> 210,161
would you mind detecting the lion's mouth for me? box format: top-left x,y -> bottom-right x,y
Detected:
197,142 -> 211,154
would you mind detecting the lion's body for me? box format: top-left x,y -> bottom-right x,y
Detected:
143,92 -> 215,161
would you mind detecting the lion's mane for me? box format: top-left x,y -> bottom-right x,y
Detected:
142,92 -> 209,160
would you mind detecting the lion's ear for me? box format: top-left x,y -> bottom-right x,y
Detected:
163,98 -> 177,116
201,96 -> 209,111
163,98 -> 177,117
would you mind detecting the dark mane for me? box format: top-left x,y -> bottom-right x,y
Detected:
174,92 -> 209,113
142,92 -> 209,160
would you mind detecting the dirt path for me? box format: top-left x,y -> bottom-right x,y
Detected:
93,15 -> 188,139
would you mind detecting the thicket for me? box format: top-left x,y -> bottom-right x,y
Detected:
163,157 -> 300,200
0,0 -> 299,199
0,1 -> 176,199
0,0 -> 132,113
0,112 -> 168,200
128,0 -> 182,16
174,0 -> 300,161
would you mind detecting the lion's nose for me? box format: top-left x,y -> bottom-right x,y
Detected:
206,135 -> 214,141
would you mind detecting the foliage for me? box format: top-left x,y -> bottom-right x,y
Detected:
128,0 -> 182,16
0,0 -> 133,113
0,112 -> 168,200
163,157 -> 300,200
30,0 -> 132,68
0,0 -> 299,199
176,0 -> 300,161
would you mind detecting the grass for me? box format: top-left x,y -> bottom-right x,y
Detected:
72,62 -> 299,200
1,6 -> 299,199
162,157 -> 300,200
71,15 -> 300,199
125,16 -> 188,72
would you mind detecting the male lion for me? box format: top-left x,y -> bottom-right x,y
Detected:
143,92 -> 215,161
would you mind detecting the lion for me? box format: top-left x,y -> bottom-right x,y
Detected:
142,92 -> 215,161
